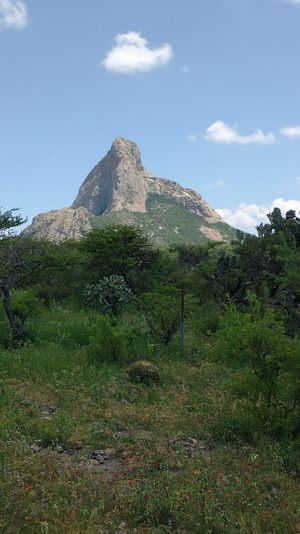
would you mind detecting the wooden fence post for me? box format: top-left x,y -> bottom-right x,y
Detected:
181,283 -> 185,356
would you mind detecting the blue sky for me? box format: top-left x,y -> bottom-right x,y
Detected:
1,0 -> 300,232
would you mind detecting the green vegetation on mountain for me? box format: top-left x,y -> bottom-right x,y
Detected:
1,207 -> 300,532
92,193 -> 236,245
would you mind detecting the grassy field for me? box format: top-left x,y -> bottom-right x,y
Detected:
0,307 -> 300,533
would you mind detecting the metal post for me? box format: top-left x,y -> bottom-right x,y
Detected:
180,283 -> 185,356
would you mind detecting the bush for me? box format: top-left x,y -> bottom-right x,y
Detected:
10,290 -> 41,317
0,306 -> 10,346
213,299 -> 300,427
138,288 -> 180,346
128,361 -> 160,385
83,275 -> 133,315
119,311 -> 155,359
4,290 -> 42,345
88,315 -> 129,364
32,305 -> 95,347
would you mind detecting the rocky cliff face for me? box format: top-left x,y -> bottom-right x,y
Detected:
72,137 -> 222,223
24,207 -> 91,242
72,137 -> 151,214
25,137 -> 234,244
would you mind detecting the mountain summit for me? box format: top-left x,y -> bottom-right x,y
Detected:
25,138 -> 236,244
72,137 -> 155,215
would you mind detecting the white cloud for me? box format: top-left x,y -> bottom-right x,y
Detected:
205,120 -> 276,145
0,0 -> 28,30
296,177 -> 300,182
281,0 -> 300,4
280,126 -> 300,139
101,31 -> 173,74
217,198 -> 300,233
186,134 -> 197,142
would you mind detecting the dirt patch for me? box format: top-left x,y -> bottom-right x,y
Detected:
86,449 -> 120,473
30,443 -> 121,474
21,398 -> 56,420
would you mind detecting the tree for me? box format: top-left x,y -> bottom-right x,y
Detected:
257,207 -> 300,246
0,208 -> 26,234
26,239 -> 86,303
171,242 -> 218,271
79,225 -> 160,293
214,296 -> 300,422
137,288 -> 180,346
83,275 -> 133,315
0,209 -> 39,343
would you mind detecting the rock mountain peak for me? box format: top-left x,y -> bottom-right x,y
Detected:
72,137 -> 151,215
25,137 -> 235,243
111,136 -> 142,158
72,137 -> 221,221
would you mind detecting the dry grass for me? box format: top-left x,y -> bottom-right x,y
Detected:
0,345 -> 300,533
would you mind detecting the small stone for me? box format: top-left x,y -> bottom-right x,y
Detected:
65,439 -> 83,451
87,459 -> 100,469
91,451 -> 105,463
92,449 -> 105,456
103,448 -> 116,458
41,404 -> 56,416
30,444 -> 41,454
55,444 -> 64,453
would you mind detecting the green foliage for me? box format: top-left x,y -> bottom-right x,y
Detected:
190,304 -> 222,337
0,306 -> 10,346
172,242 -> 219,270
3,203 -> 300,530
0,289 -> 42,346
83,275 -> 133,315
258,207 -> 300,247
10,290 -> 41,318
28,240 -> 85,303
32,305 -> 95,347
92,193 -> 236,246
119,310 -> 157,359
88,315 -> 130,364
79,224 -> 159,293
9,290 -> 41,341
0,208 -> 25,233
138,287 -> 180,346
30,413 -> 75,448
213,297 -> 300,425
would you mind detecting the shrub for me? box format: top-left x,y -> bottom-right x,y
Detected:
7,290 -> 41,344
88,315 -> 129,364
32,306 -> 95,347
128,361 -> 160,385
83,275 -> 133,315
119,311 -> 155,359
0,306 -> 10,346
213,300 -> 300,425
138,288 -> 180,346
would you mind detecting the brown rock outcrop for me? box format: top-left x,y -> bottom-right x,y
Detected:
25,207 -> 91,242
72,137 -> 222,224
